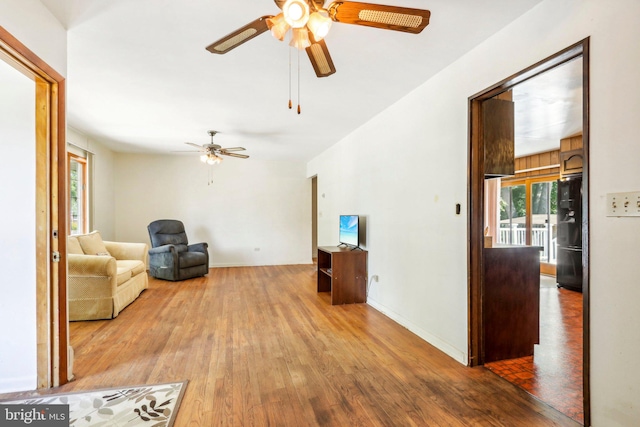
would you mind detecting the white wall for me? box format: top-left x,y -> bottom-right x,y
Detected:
308,63 -> 470,363
0,0 -> 66,394
0,60 -> 37,393
67,127 -> 116,239
308,0 -> 640,425
0,0 -> 67,77
113,154 -> 312,267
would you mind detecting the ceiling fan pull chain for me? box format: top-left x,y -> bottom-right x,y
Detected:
297,48 -> 301,114
288,42 -> 293,109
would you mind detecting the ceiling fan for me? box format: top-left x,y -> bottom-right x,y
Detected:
206,0 -> 431,78
182,131 -> 249,164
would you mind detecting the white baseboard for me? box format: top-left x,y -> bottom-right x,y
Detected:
0,376 -> 36,395
366,299 -> 467,365
209,260 -> 314,268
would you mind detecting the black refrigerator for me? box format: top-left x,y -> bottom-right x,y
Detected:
556,174 -> 583,291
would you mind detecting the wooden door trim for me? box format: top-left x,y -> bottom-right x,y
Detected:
467,38 -> 590,424
0,26 -> 68,388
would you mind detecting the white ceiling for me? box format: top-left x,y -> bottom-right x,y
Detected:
513,57 -> 583,157
39,0 -> 549,161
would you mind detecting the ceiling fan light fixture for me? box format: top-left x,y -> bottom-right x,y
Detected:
283,0 -> 309,28
289,27 -> 311,49
267,13 -> 290,41
205,153 -> 223,165
307,10 -> 332,41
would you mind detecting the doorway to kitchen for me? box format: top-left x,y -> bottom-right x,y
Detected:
468,39 -> 590,425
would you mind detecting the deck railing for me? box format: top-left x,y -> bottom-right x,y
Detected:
498,227 -> 557,263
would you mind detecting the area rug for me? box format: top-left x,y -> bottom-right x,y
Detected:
0,380 -> 187,426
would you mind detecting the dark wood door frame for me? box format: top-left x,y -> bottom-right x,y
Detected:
467,38 -> 590,425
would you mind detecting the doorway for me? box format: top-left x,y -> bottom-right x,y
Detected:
0,26 -> 68,389
468,39 -> 590,424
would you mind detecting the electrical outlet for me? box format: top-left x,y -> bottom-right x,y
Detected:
607,191 -> 640,217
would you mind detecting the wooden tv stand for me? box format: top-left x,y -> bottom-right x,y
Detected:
317,246 -> 368,305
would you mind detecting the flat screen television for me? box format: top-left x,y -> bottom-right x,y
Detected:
339,215 -> 359,248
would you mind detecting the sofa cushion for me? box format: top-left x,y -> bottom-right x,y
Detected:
116,260 -> 146,277
68,236 -> 84,255
77,231 -> 111,256
116,265 -> 132,286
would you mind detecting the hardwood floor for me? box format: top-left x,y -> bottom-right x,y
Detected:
2,265 -> 580,426
485,276 -> 584,423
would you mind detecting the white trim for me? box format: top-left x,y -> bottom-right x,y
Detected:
366,299 -> 467,365
515,163 -> 560,174
0,376 -> 36,394
67,141 -> 96,156
209,261 -> 314,268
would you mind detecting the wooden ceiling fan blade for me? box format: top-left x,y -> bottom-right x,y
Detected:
220,147 -> 246,152
185,142 -> 205,150
306,38 -> 336,78
220,151 -> 250,159
206,16 -> 273,54
327,2 -> 430,34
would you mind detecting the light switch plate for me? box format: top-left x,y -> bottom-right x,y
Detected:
606,192 -> 640,216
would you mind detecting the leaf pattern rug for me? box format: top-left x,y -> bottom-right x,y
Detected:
0,380 -> 187,427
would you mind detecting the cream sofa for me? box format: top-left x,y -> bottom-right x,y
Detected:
68,231 -> 148,321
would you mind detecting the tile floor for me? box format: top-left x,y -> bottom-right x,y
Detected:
485,275 -> 584,424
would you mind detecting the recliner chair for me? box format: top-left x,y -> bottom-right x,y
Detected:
147,219 -> 209,281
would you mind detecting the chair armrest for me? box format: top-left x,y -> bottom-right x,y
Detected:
104,241 -> 149,265
148,244 -> 179,275
68,254 -> 116,277
148,244 -> 176,254
188,242 -> 208,253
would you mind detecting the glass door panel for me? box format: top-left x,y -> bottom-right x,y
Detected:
499,184 -> 526,245
531,180 -> 558,264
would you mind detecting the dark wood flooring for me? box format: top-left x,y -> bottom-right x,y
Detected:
1,265 -> 580,426
485,277 -> 584,424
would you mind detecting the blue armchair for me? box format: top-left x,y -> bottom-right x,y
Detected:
147,219 -> 209,281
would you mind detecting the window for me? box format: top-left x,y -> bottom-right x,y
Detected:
499,184 -> 526,245
499,177 -> 558,266
68,153 -> 88,235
